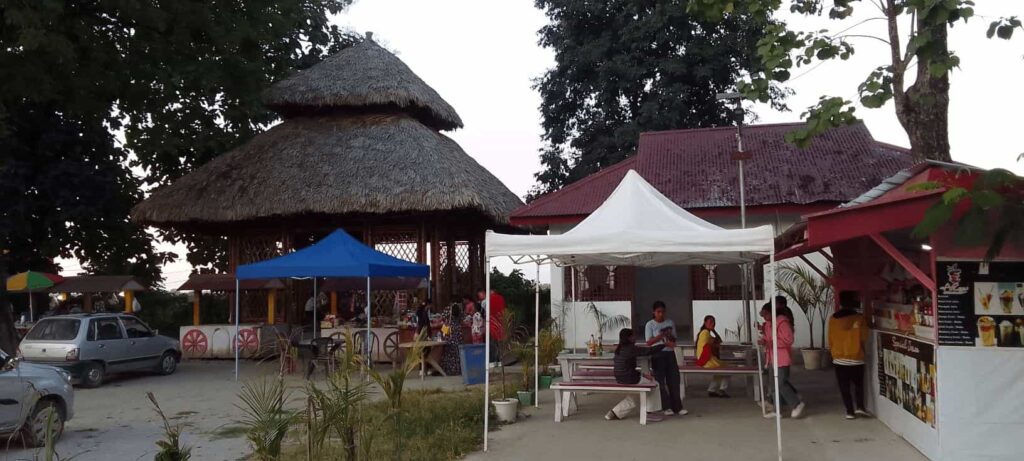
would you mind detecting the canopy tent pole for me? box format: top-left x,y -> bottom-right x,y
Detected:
28,289 -> 33,323
313,277 -> 318,339
770,252 -> 782,461
534,262 -> 540,408
571,265 -> 577,352
483,257 -> 491,451
366,277 -> 372,371
234,278 -> 240,381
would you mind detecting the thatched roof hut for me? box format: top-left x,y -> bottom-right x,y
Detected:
132,34 -> 521,229
132,33 -> 521,311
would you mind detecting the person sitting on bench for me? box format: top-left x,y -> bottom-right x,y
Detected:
606,328 -> 663,421
696,315 -> 730,398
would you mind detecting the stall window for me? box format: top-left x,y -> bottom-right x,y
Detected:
563,266 -> 635,302
692,264 -> 764,300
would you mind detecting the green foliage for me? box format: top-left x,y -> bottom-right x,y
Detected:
513,338 -> 536,390
911,167 -> 1024,260
0,0 -> 358,282
305,337 -> 371,460
686,0 -> 1020,161
530,0 -> 786,196
582,301 -> 631,342
775,261 -> 833,349
493,310 -> 518,400
148,392 -> 192,461
537,326 -> 565,376
487,268 -> 549,333
237,377 -> 299,461
367,331 -> 425,461
282,389 -> 487,461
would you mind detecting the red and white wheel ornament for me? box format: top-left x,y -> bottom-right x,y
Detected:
234,328 -> 260,356
182,329 -> 208,357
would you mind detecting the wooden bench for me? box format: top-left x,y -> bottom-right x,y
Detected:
551,381 -> 657,425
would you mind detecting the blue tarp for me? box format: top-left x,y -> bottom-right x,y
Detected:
235,229 -> 429,280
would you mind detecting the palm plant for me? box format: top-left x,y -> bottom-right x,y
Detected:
493,310 -> 518,400
775,261 -> 834,349
367,330 -> 424,461
237,377 -> 298,461
148,392 -> 192,461
536,327 -> 565,376
583,302 -> 631,346
305,330 -> 371,460
513,339 -> 535,391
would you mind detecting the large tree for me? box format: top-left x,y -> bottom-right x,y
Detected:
0,1 -> 357,354
530,0 -> 786,198
686,0 -> 1022,162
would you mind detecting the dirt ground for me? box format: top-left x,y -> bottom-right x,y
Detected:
2,360 -> 466,461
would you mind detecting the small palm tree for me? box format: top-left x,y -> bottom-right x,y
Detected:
367,330 -> 424,461
775,262 -> 834,349
584,302 -> 631,345
237,377 -> 298,461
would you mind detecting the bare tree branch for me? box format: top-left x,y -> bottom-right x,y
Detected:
837,33 -> 892,46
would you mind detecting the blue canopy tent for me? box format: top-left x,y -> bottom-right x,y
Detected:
234,229 -> 429,379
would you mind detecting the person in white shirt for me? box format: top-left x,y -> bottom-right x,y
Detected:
644,301 -> 686,416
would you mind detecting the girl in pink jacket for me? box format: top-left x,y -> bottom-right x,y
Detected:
759,301 -> 805,418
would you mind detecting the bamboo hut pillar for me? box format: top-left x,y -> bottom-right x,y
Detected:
267,289 -> 277,325
446,233 -> 456,301
193,290 -> 201,326
83,294 -> 93,313
123,290 -> 134,313
330,291 -> 338,317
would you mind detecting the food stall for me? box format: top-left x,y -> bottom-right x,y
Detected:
316,277 -> 428,362
176,274 -> 288,359
776,161 -> 1024,461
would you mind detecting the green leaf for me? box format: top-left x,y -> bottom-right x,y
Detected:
941,187 -> 969,205
972,190 -> 1004,210
911,203 -> 954,238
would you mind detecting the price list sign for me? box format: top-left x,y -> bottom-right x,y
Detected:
936,261 -> 1024,347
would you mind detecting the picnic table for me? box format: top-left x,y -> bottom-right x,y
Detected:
399,340 -> 446,379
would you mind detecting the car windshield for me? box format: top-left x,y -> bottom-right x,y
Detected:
25,318 -> 81,341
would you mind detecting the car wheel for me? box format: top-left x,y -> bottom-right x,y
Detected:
156,351 -> 177,375
81,362 -> 105,388
21,400 -> 65,448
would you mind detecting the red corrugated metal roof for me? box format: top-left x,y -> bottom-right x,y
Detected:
511,122 -> 914,223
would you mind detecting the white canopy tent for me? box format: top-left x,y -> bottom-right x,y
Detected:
484,170 -> 784,460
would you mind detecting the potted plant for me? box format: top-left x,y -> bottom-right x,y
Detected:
776,262 -> 834,370
491,310 -> 519,423
583,302 -> 631,351
537,327 -> 564,390
514,340 -> 535,406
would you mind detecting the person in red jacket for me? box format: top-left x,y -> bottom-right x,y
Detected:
479,289 -> 506,340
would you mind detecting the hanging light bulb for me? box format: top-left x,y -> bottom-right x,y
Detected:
704,265 -> 718,292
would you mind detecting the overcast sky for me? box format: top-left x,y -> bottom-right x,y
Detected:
59,1 -> 1024,287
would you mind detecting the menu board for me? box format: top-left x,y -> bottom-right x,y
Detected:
936,261 -> 1024,347
878,332 -> 936,427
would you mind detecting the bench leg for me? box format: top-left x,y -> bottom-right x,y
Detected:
639,393 -> 647,426
554,389 -> 563,422
680,372 -> 687,399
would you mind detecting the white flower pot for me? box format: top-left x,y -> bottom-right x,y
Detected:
801,348 -> 824,371
493,398 -> 519,423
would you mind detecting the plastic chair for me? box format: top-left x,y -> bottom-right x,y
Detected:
306,337 -> 338,379
353,330 -> 380,362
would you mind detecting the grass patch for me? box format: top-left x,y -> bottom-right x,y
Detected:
209,424 -> 249,440
282,388 -> 487,461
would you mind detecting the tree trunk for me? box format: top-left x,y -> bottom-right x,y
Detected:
0,255 -> 18,355
894,17 -> 953,163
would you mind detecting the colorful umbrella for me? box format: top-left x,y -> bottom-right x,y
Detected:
6,271 -> 64,322
6,271 -> 63,292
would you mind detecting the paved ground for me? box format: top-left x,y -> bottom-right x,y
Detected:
2,360 -> 466,461
469,368 -> 929,461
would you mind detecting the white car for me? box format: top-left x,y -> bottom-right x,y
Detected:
0,350 -> 74,447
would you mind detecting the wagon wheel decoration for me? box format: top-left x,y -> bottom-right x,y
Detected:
234,328 -> 260,355
383,332 -> 400,362
182,330 -> 208,357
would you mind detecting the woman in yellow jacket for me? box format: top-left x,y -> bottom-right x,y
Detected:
696,315 -> 729,398
828,291 -> 871,419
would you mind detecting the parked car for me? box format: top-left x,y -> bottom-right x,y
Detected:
0,349 -> 74,447
18,313 -> 182,387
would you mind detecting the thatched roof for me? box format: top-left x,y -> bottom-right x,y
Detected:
131,114 -> 523,227
263,33 -> 463,132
